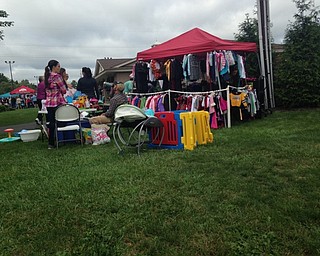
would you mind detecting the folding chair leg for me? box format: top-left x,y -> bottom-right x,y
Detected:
55,126 -> 59,149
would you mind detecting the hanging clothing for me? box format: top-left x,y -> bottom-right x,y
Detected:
170,59 -> 183,91
140,96 -> 147,109
182,55 -> 188,79
135,62 -> 148,93
237,55 -> 246,79
230,92 -> 247,107
164,60 -> 171,81
150,60 -> 162,80
211,112 -> 218,129
219,96 -> 228,113
157,95 -> 166,112
148,62 -> 154,82
219,51 -> 229,75
188,54 -> 201,81
225,51 -> 235,66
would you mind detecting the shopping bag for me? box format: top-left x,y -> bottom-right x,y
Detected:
91,124 -> 110,145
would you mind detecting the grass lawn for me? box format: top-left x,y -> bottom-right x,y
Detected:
0,108 -> 38,128
0,108 -> 319,255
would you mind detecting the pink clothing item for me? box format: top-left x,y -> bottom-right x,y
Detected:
145,96 -> 153,109
219,96 -> 228,112
131,96 -> 138,106
45,72 -> 66,107
150,95 -> 161,112
208,95 -> 216,114
211,112 -> 218,129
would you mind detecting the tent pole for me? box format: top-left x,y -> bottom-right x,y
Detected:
262,0 -> 274,109
257,0 -> 269,110
216,66 -> 222,90
266,0 -> 275,108
227,86 -> 231,128
168,89 -> 171,111
256,52 -> 266,108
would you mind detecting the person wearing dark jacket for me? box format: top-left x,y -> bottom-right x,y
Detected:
77,67 -> 99,99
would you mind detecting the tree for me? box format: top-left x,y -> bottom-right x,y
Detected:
0,73 -> 12,94
0,73 -> 9,83
274,0 -> 320,107
71,80 -> 77,88
0,10 -> 14,40
235,13 -> 259,43
234,13 -> 260,78
20,79 -> 31,85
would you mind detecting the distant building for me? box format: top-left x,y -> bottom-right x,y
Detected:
272,44 -> 285,66
272,43 -> 284,53
93,57 -> 136,85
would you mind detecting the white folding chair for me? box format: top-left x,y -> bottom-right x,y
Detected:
55,104 -> 83,149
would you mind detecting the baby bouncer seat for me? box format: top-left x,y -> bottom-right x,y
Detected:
113,104 -> 164,155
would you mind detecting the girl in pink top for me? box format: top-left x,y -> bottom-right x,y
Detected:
44,60 -> 66,149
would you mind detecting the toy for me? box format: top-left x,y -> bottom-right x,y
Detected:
90,98 -> 100,109
0,128 -> 21,143
19,129 -> 41,142
78,95 -> 88,108
72,95 -> 88,108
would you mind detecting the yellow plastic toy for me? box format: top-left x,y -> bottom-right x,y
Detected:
180,111 -> 214,150
180,112 -> 197,150
193,111 -> 213,145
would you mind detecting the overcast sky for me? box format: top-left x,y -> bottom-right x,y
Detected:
0,0 -> 319,84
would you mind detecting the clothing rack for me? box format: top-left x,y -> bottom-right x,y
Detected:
128,87 -> 233,128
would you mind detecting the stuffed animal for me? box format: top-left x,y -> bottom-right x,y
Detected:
78,95 -> 88,108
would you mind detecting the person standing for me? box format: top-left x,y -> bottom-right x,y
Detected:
16,97 -> 22,109
60,68 -> 77,101
35,76 -> 47,124
45,60 -> 66,149
25,96 -> 31,108
11,97 -> 16,109
77,67 -> 99,100
123,77 -> 134,94
31,94 -> 37,108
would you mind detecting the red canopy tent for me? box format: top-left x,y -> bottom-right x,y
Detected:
10,85 -> 35,95
137,27 -> 257,61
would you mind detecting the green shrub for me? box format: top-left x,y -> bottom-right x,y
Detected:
0,105 -> 9,112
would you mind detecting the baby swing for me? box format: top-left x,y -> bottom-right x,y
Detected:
112,104 -> 164,155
